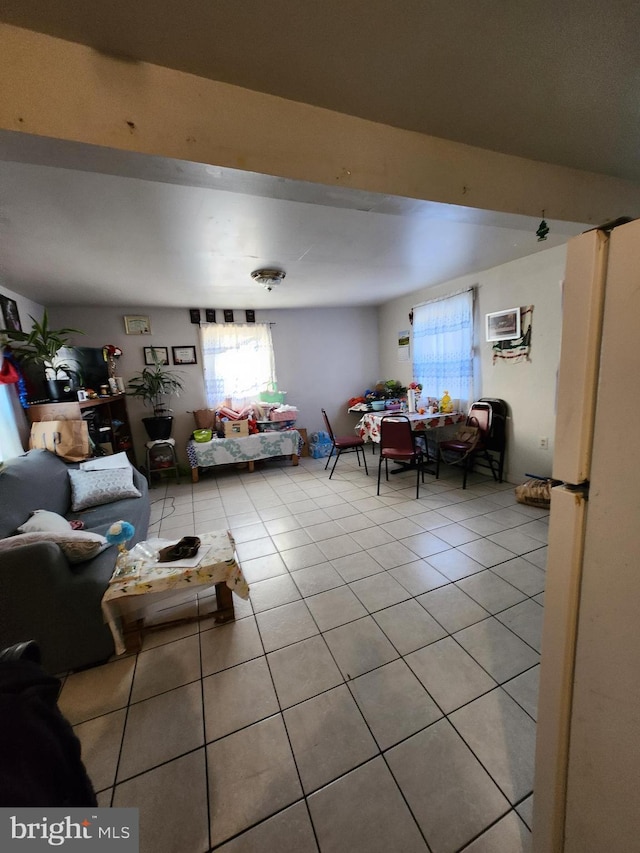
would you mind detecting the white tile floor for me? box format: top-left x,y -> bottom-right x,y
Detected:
58,451 -> 546,853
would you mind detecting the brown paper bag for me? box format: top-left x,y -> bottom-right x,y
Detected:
193,409 -> 216,430
29,419 -> 91,462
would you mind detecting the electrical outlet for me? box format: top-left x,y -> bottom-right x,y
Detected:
539,437 -> 549,449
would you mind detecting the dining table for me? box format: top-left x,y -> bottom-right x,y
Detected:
352,409 -> 467,475
353,410 -> 466,444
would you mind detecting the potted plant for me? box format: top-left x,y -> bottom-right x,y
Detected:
0,309 -> 84,401
126,354 -> 185,440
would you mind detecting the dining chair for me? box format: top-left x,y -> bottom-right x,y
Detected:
435,401 -> 499,489
377,415 -> 425,499
321,409 -> 369,479
476,397 -> 508,482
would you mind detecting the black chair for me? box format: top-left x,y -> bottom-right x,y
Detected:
322,409 -> 369,479
477,397 -> 508,482
435,402 -> 499,489
377,415 -> 425,499
0,642 -> 97,806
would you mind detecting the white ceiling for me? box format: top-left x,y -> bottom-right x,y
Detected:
1,1 -> 637,310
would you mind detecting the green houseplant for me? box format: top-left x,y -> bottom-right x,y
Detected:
0,309 -> 84,401
126,354 -> 185,440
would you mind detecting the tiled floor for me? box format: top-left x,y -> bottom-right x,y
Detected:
58,451 -> 547,853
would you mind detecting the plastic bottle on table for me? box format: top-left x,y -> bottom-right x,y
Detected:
440,391 -> 453,413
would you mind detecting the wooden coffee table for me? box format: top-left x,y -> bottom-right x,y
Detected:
101,530 -> 250,653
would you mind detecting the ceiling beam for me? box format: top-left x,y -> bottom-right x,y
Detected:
2,23 -> 639,225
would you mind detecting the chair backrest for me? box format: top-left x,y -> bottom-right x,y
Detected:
380,415 -> 415,453
476,398 -> 507,450
321,409 -> 335,441
468,402 -> 492,440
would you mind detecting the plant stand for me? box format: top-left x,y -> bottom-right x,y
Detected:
145,439 -> 180,487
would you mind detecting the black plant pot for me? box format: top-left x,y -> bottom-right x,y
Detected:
46,379 -> 75,401
142,416 -> 174,441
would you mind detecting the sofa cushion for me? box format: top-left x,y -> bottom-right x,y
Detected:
0,531 -> 109,563
68,467 -> 142,512
17,510 -> 72,535
0,450 -> 72,538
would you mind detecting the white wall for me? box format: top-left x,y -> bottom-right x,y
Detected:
48,304 -> 379,466
378,245 -> 567,482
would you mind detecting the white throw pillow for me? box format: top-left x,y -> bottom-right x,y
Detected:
0,531 -> 109,563
68,467 -> 141,512
17,509 -> 72,535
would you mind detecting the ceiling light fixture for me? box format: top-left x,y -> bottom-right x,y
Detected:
251,268 -> 286,292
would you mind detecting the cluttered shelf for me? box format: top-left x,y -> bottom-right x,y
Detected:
26,395 -> 137,467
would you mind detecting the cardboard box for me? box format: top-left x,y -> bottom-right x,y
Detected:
269,408 -> 298,422
223,420 -> 249,438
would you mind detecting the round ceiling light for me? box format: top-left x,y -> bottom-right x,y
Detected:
251,268 -> 286,292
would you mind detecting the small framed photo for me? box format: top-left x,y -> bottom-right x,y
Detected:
245,310 -> 255,323
172,345 -> 197,365
0,295 -> 22,332
486,308 -> 521,342
223,309 -> 234,323
189,309 -> 201,324
144,346 -> 169,365
124,315 -> 151,335
205,309 -> 216,323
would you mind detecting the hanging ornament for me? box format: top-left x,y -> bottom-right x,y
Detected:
536,211 -> 549,242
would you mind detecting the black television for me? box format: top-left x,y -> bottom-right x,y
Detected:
23,347 -> 110,404
58,347 -> 110,393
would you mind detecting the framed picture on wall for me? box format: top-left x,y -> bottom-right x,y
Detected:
486,308 -> 521,342
172,346 -> 197,365
124,315 -> 151,335
0,295 -> 22,332
189,309 -> 201,324
144,346 -> 169,365
205,309 -> 216,323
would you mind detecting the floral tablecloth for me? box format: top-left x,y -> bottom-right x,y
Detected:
186,431 -> 301,469
102,529 -> 249,654
355,412 -> 466,443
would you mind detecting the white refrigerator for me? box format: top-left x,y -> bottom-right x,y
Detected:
533,219 -> 640,851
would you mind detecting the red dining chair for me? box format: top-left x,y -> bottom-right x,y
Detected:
377,415 -> 425,499
321,409 -> 369,479
435,402 -> 498,489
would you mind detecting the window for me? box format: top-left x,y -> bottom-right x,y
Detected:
412,289 -> 474,408
0,385 -> 25,462
200,323 -> 276,409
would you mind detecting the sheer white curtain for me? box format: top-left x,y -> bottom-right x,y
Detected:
200,323 -> 276,409
412,289 -> 474,409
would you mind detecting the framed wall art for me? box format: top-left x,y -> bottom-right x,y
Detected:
172,345 -> 197,365
205,309 -> 216,323
223,309 -> 234,323
124,315 -> 151,335
0,295 -> 22,332
245,310 -> 255,323
144,346 -> 169,365
189,309 -> 201,324
486,308 -> 521,342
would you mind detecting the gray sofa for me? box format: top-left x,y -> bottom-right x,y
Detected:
0,449 -> 150,674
